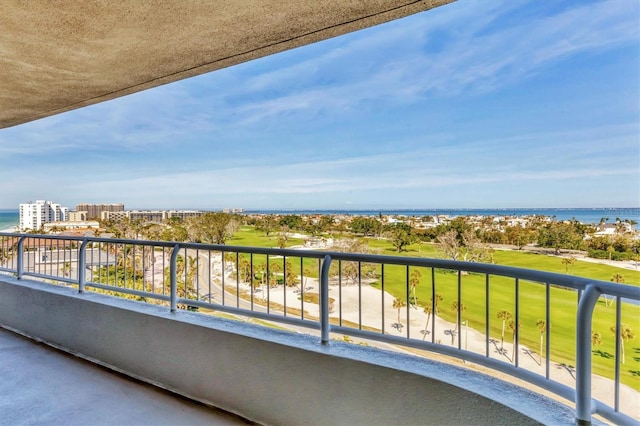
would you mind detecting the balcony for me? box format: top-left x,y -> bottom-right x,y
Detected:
0,328 -> 243,425
1,233 -> 638,425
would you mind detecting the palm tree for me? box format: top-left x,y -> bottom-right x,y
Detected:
614,219 -> 627,235
393,297 -> 406,326
450,301 -> 466,344
136,244 -> 152,274
536,319 -> 546,364
303,267 -> 311,289
284,260 -> 298,287
432,293 -> 443,315
409,269 -> 421,305
561,256 -> 576,274
592,331 -> 602,347
162,254 -> 197,305
257,262 -> 267,288
422,305 -> 433,341
508,320 -> 521,362
604,274 -> 625,307
277,234 -> 288,249
238,258 -> 251,284
187,255 -> 198,285
611,273 -> 625,283
497,310 -> 512,351
606,245 -> 615,261
269,262 -> 282,287
62,262 -> 71,277
611,324 -> 635,364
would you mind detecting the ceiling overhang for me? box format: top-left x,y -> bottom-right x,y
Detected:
0,0 -> 453,129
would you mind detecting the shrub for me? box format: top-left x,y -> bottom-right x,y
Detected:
588,249 -> 632,261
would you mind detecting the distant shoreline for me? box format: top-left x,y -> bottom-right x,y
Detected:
244,208 -> 640,229
1,207 -> 638,213
1,207 -> 638,227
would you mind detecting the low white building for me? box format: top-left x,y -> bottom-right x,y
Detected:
19,200 -> 68,231
43,221 -> 100,232
101,209 -> 205,223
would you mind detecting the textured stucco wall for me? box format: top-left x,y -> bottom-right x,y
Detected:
0,276 -> 575,425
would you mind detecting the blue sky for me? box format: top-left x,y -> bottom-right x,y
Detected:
1,0 -> 638,211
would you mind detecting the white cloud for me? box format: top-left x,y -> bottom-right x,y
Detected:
223,0 -> 639,123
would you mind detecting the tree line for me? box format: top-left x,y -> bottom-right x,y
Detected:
100,212 -> 242,245
99,213 -> 639,263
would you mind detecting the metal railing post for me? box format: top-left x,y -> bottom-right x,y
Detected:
78,239 -> 89,293
170,244 -> 180,312
16,236 -> 25,279
575,284 -> 601,424
3,231 -> 640,424
320,255 -> 332,344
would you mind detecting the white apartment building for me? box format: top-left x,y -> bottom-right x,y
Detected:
101,210 -> 205,223
19,200 -> 69,231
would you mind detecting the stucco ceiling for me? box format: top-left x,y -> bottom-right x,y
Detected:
0,0 -> 453,129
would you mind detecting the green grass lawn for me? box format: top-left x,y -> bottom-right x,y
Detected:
231,225 -> 307,248
369,240 -> 640,390
229,226 -> 640,390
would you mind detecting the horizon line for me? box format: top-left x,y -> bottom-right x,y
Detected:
2,206 -> 640,212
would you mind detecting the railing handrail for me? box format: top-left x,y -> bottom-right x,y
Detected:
2,232 -> 637,297
1,232 -> 638,425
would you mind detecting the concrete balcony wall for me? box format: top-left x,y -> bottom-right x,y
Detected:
0,276 -> 574,425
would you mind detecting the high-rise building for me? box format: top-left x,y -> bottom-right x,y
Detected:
19,200 -> 68,231
75,203 -> 124,219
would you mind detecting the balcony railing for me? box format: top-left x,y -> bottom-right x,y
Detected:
1,232 -> 638,425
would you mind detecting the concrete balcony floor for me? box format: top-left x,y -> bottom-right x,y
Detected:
0,328 -> 249,425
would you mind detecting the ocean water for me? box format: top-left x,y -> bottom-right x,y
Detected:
1,208 -> 638,230
0,211 -> 19,231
